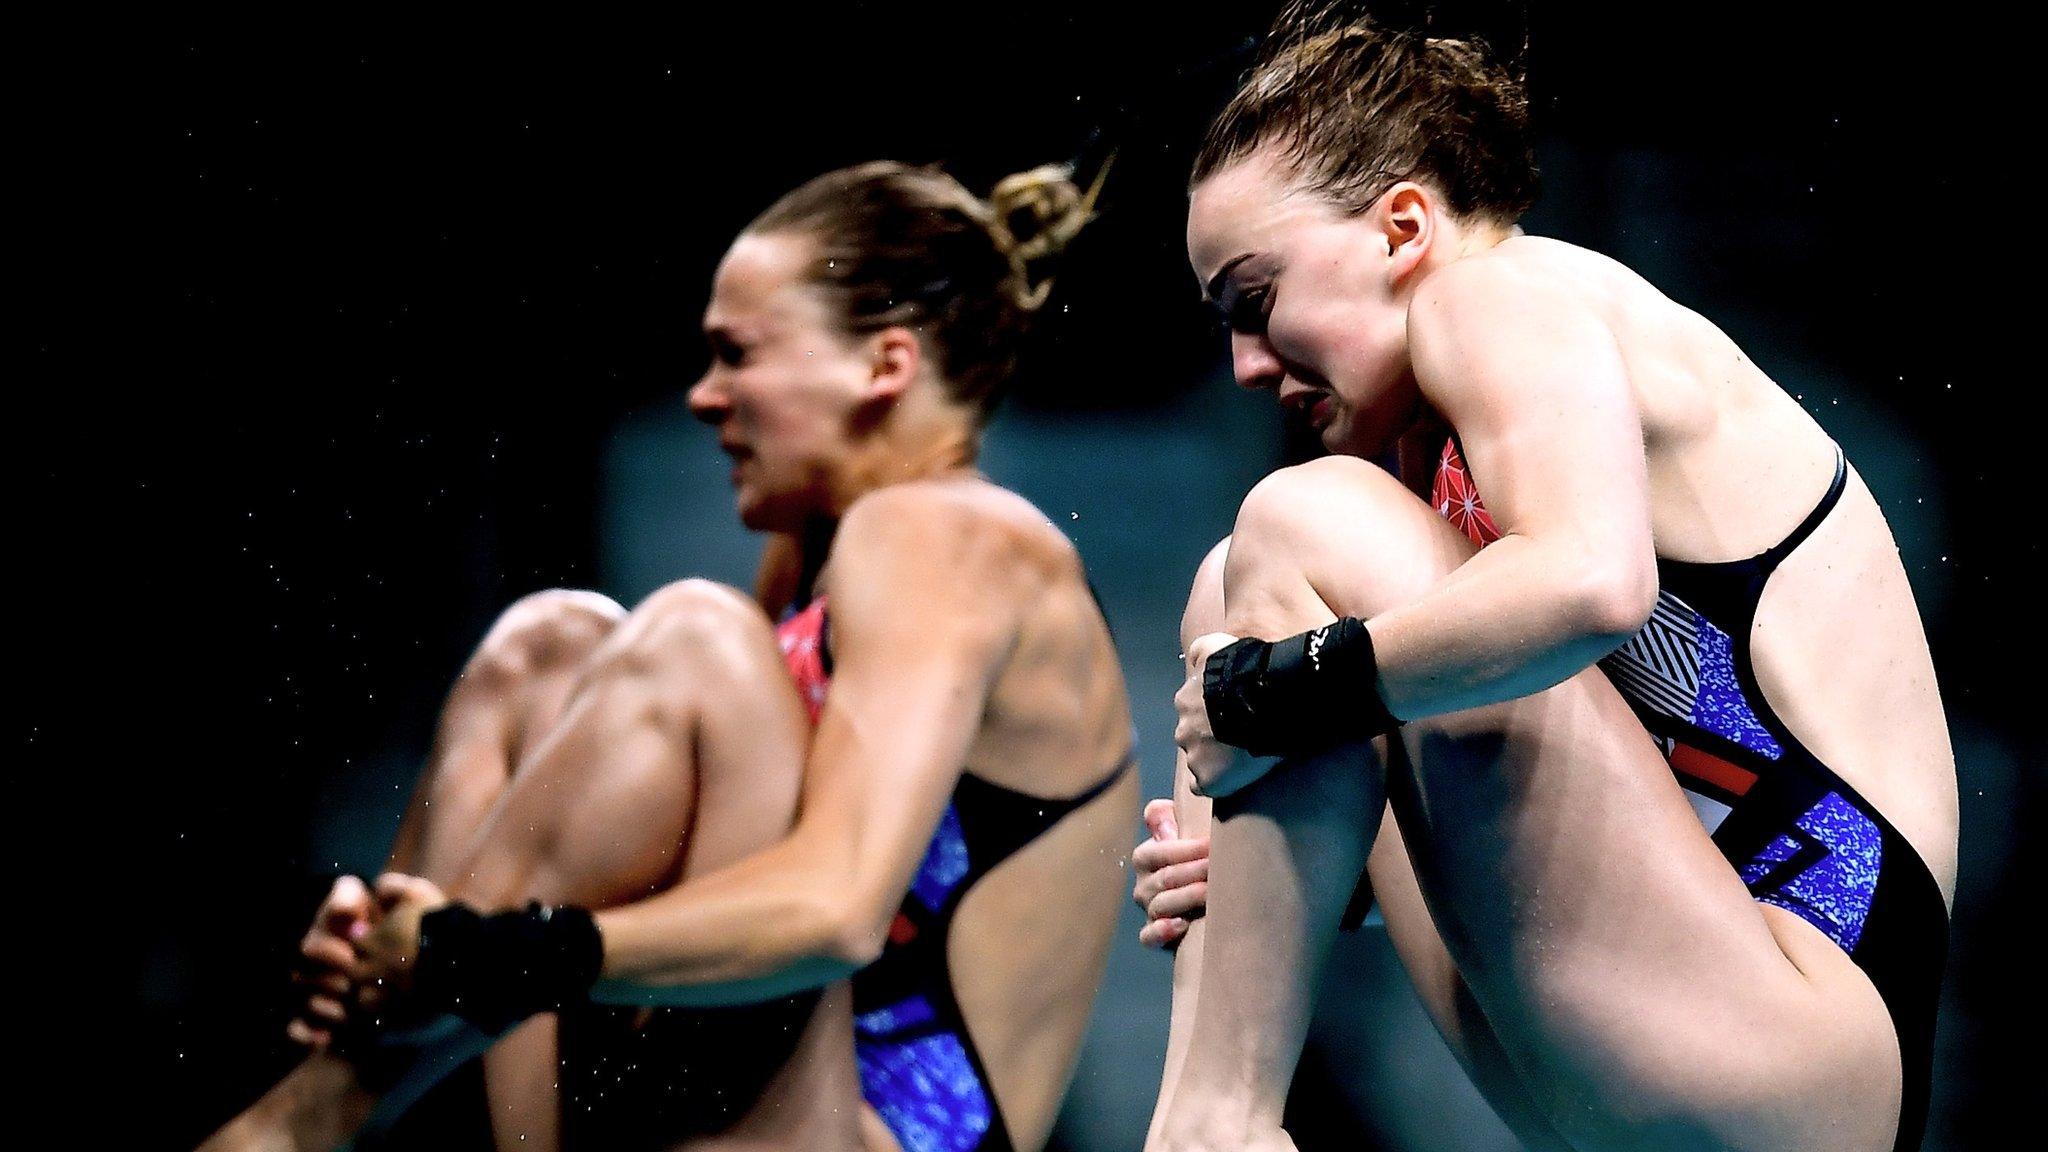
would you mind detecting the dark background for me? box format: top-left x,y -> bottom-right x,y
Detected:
33,5 -> 2027,1149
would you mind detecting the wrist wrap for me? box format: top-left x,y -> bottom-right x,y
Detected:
414,901 -> 603,1034
1202,617 -> 1400,757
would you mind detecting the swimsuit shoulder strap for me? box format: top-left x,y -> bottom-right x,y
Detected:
1759,442 -> 1849,570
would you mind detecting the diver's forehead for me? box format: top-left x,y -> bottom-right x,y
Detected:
1187,151 -> 1303,284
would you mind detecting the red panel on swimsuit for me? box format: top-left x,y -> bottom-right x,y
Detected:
1432,437 -> 1502,548
776,598 -> 831,724
1668,741 -> 1759,799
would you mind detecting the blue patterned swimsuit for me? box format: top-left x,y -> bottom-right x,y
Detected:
1437,437 -> 1947,1152
777,596 -> 1129,1152
848,768 -> 1126,1152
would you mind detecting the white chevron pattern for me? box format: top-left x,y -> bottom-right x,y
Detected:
1599,591 -> 1701,722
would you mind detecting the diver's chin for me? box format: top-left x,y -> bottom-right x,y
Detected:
733,492 -> 776,533
1318,415 -> 1371,458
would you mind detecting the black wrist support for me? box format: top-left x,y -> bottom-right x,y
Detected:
1202,616 -> 1401,757
414,901 -> 603,1034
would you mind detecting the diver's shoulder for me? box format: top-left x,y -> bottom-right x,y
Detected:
843,475 -> 1076,575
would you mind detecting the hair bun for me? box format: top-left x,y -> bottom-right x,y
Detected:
988,159 -> 1109,312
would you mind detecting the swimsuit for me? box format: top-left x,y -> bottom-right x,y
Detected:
1432,437 -> 1946,1152
778,598 -> 1129,1152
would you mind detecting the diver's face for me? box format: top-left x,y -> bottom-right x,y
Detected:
688,232 -> 872,530
1188,149 -> 1423,457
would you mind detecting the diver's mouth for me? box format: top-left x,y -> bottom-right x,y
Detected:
1307,395 -> 1335,430
719,442 -> 753,485
1280,386 -> 1335,431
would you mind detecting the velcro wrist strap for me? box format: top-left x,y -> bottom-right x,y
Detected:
1202,617 -> 1398,757
415,901 -> 603,1034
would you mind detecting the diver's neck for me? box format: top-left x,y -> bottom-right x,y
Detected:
801,426 -> 979,599
827,396 -> 983,517
1420,221 -> 1520,280
1393,407 -> 1455,494
1457,219 -> 1522,257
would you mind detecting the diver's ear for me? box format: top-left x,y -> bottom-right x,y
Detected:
863,326 -> 922,403
1379,180 -> 1435,281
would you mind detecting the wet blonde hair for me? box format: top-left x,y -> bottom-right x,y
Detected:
749,159 -> 1106,423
